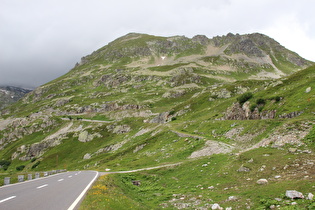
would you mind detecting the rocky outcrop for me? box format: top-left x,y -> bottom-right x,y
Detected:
210,88 -> 232,99
279,111 -> 303,119
0,116 -> 58,150
223,101 -> 304,120
226,38 -> 265,57
149,112 -> 170,124
170,68 -> 201,87
78,130 -> 102,142
55,98 -> 72,107
11,122 -> 83,161
162,89 -> 186,98
106,124 -> 131,134
94,74 -> 131,88
223,102 -> 277,120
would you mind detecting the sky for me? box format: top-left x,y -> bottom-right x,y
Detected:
1,0 -> 315,88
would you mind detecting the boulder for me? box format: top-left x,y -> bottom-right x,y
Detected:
106,124 -> 131,134
149,112 -> 170,123
78,131 -> 90,142
83,153 -> 91,159
227,196 -> 238,201
288,148 -> 298,153
211,203 -> 223,210
78,131 -> 101,142
285,190 -> 304,199
237,166 -> 251,172
256,179 -> 268,185
132,180 -> 141,186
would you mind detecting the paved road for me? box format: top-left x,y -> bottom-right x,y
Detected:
0,171 -> 99,210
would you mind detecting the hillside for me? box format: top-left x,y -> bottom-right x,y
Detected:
0,86 -> 32,110
1,32 -> 315,209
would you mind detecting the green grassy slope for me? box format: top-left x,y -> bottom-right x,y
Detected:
0,33 -> 314,209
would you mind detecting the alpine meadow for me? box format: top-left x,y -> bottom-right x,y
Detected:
1,32 -> 315,209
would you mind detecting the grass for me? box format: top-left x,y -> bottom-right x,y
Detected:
82,146 -> 315,209
1,34 -> 315,208
80,174 -> 145,210
148,63 -> 189,72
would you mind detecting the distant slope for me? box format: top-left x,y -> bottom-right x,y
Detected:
0,86 -> 32,110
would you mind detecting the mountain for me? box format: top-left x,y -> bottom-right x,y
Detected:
1,33 -> 315,209
0,86 -> 32,110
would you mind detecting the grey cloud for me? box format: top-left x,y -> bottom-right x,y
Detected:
1,0 -> 315,87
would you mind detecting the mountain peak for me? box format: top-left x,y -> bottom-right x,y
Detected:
1,32 -> 315,209
77,32 -> 312,79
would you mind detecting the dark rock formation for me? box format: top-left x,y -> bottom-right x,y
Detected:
223,102 -> 277,120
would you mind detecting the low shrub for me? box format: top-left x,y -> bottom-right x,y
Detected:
237,92 -> 253,105
256,98 -> 266,105
0,160 -> 11,171
32,161 -> 41,169
250,104 -> 257,112
16,165 -> 25,171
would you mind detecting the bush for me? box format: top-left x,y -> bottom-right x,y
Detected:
250,104 -> 257,112
275,96 -> 281,102
169,110 -> 176,115
16,165 -> 25,171
32,161 -> 41,169
0,160 -> 11,171
237,92 -> 253,105
256,98 -> 266,105
270,96 -> 281,102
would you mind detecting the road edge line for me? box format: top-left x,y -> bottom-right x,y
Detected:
67,171 -> 99,210
0,171 -> 69,189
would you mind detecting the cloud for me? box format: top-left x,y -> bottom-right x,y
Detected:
261,10 -> 315,61
1,0 -> 314,87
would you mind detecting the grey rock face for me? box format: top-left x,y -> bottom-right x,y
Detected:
223,102 -> 277,120
149,112 -> 170,124
286,190 -> 304,199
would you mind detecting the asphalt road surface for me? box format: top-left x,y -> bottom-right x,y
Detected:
0,171 -> 99,210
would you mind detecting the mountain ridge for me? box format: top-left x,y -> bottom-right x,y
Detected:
1,32 -> 315,209
0,86 -> 32,110
76,32 -> 312,81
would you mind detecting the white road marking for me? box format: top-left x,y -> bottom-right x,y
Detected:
68,171 -> 99,210
37,184 -> 48,189
0,196 -> 16,203
68,175 -> 72,178
58,179 -> 64,182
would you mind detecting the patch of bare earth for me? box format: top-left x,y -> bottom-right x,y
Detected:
242,123 -> 312,153
189,140 -> 234,159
